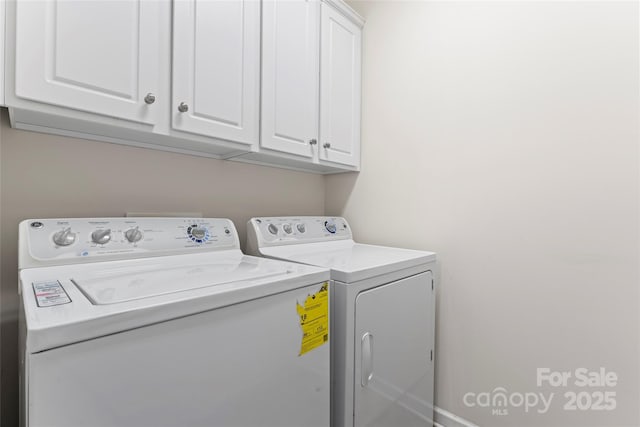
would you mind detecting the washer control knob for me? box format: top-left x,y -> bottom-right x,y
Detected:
268,224 -> 279,235
91,229 -> 112,245
125,227 -> 143,243
190,227 -> 206,239
325,220 -> 337,234
296,223 -> 306,233
53,227 -> 76,246
283,223 -> 292,234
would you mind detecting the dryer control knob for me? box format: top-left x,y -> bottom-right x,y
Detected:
325,221 -> 337,234
296,223 -> 306,233
125,227 -> 143,243
92,229 -> 112,245
283,223 -> 292,234
190,227 -> 206,239
53,227 -> 76,246
268,224 -> 279,235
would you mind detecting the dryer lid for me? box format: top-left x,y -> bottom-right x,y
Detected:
260,240 -> 436,283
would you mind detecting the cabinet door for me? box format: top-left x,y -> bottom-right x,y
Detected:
14,1 -> 162,125
172,0 -> 260,146
261,0 -> 319,158
319,3 -> 361,167
354,272 -> 434,427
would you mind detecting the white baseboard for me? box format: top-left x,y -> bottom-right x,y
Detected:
434,406 -> 479,427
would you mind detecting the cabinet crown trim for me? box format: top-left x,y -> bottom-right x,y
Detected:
322,0 -> 365,27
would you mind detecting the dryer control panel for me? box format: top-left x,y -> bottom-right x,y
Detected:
21,218 -> 239,265
247,216 -> 352,249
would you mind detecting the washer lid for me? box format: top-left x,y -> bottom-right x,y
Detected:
73,259 -> 291,305
260,240 -> 436,283
20,250 -> 330,353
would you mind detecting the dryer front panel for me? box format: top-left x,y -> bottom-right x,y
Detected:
353,271 -> 434,427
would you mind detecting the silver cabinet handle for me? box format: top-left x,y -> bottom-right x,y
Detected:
144,93 -> 156,104
309,139 -> 318,145
361,332 -> 373,387
323,142 -> 331,149
178,102 -> 189,113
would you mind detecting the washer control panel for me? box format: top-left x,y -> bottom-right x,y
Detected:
24,218 -> 238,262
249,216 -> 352,246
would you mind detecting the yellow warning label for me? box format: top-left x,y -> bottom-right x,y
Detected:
296,282 -> 329,356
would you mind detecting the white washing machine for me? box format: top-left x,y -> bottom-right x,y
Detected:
246,216 -> 437,427
19,217 -> 331,427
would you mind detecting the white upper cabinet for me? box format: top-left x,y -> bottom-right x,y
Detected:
319,2 -> 361,168
14,0 -> 162,125
253,0 -> 362,171
172,0 -> 260,146
7,0 -> 363,173
261,0 -> 320,158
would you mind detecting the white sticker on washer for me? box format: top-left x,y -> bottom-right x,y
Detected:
32,281 -> 71,307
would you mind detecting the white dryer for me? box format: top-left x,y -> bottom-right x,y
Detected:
246,216 -> 437,427
19,217 -> 331,427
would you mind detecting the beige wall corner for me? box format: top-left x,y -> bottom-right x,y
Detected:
330,1 -> 639,426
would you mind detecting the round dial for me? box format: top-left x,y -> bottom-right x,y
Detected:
296,223 -> 306,233
125,227 -> 143,243
53,227 -> 76,246
187,225 -> 209,243
92,229 -> 112,245
191,228 -> 206,239
282,223 -> 292,234
324,220 -> 337,234
268,224 -> 278,235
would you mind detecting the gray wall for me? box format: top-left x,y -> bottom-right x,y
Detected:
330,1 -> 639,426
0,110 -> 325,426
